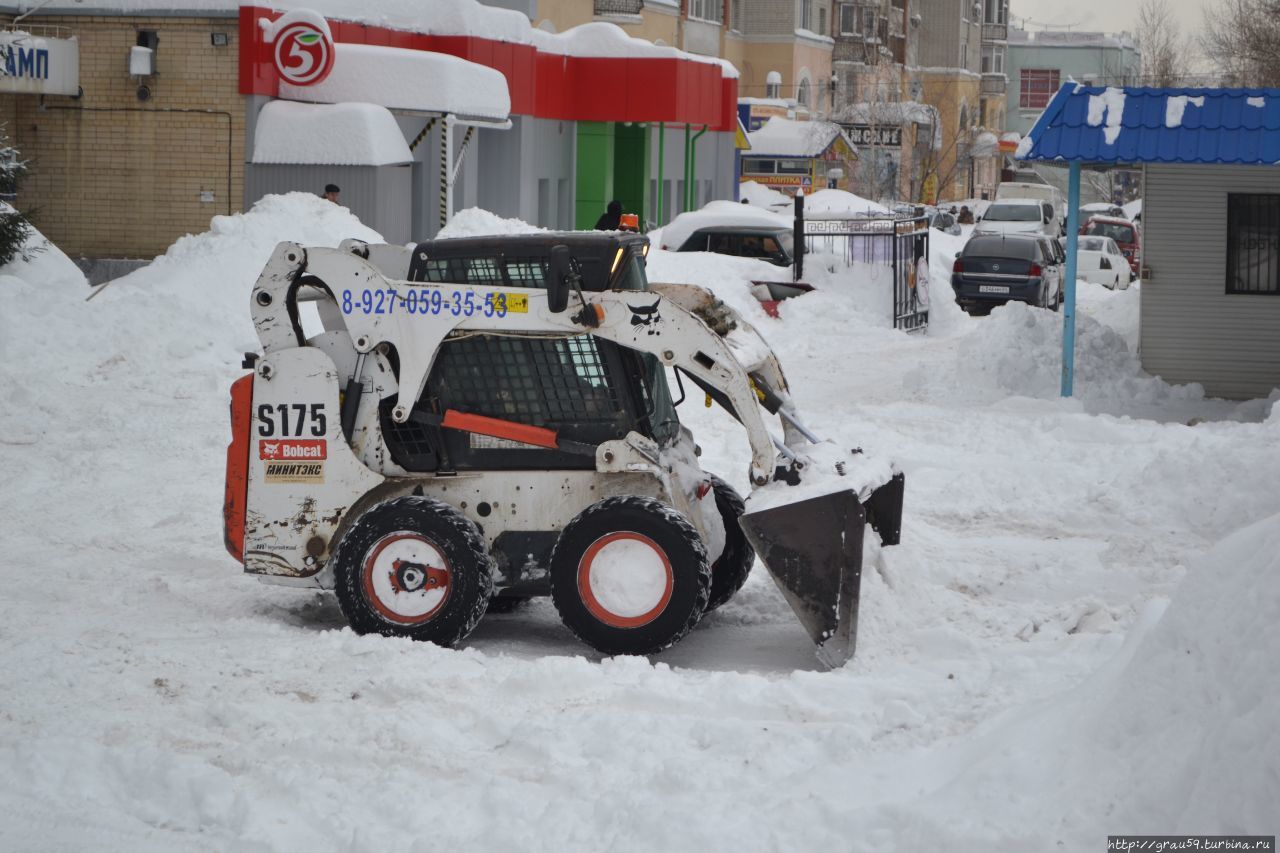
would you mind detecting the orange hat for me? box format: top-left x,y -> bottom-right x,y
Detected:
619,213 -> 640,231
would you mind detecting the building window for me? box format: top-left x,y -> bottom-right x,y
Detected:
1226,194 -> 1280,294
863,8 -> 876,36
731,0 -> 743,30
818,6 -> 827,35
766,70 -> 782,99
983,0 -> 1006,24
800,0 -> 813,31
797,78 -> 812,107
1019,69 -> 1060,109
981,44 -> 1004,74
839,3 -> 856,34
688,0 -> 723,23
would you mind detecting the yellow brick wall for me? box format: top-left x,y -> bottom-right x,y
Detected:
9,15 -> 245,258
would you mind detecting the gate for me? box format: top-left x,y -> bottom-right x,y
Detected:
798,214 -> 930,333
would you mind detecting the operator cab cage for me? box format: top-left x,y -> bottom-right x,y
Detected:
348,231 -> 675,475
407,232 -> 652,294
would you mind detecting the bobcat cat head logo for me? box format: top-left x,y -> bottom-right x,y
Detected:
629,298 -> 663,335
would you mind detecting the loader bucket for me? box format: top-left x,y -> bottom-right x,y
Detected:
739,475 -> 903,668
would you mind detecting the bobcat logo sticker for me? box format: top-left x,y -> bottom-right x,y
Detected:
629,298 -> 663,336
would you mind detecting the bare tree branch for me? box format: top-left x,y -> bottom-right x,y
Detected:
1201,0 -> 1280,86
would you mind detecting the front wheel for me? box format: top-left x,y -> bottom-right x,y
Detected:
332,496 -> 494,646
550,496 -> 710,656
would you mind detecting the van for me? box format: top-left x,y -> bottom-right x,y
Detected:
996,182 -> 1065,234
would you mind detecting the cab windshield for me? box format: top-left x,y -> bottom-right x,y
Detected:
613,254 -> 649,291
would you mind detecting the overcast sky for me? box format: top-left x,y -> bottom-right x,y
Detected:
1009,0 -> 1211,41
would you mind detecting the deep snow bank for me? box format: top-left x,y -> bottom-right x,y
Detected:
905,510 -> 1280,847
0,208 -> 86,290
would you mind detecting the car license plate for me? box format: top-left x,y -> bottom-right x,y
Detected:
979,285 -> 1010,294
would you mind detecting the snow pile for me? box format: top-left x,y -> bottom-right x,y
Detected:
802,188 -> 891,216
739,180 -> 792,211
904,511 -> 1280,846
252,101 -> 414,165
910,298 -> 1208,409
0,210 -> 86,291
438,207 -> 544,238
3,195 -> 1279,851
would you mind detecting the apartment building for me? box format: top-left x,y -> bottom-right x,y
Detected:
1006,27 -> 1141,135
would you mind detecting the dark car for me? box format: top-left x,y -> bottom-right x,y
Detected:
674,225 -> 795,267
951,234 -> 1062,314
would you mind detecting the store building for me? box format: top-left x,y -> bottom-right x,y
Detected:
1,1 -> 738,259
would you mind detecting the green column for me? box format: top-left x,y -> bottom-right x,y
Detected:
575,121 -> 615,230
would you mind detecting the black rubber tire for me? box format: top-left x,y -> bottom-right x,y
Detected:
549,496 -> 710,656
704,474 -> 755,613
332,496 -> 493,646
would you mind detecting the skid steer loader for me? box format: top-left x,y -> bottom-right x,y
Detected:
223,232 -> 904,666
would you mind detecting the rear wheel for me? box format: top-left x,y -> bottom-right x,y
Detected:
704,475 -> 755,612
332,496 -> 493,646
550,496 -> 710,656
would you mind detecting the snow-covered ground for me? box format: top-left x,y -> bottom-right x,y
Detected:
1,195 -> 1277,850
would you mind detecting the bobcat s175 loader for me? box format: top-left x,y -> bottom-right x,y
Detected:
223,232 -> 904,667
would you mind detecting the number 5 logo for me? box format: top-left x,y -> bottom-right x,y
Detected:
262,10 -> 335,87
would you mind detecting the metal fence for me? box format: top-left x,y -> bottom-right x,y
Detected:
799,216 -> 930,333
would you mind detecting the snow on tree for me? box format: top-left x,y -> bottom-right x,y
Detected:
0,122 -> 35,267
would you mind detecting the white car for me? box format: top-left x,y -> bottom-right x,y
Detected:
1072,235 -> 1132,290
973,198 -> 1058,238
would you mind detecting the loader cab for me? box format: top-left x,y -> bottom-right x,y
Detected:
382,233 -> 676,474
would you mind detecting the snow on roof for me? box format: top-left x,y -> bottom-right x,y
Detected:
658,200 -> 791,251
23,0 -> 533,40
1020,85 -> 1280,164
530,21 -> 738,77
971,130 -> 999,157
278,43 -> 510,121
747,117 -> 854,158
251,100 -> 412,165
1007,27 -> 1136,50
1164,94 -> 1204,128
13,1 -> 737,77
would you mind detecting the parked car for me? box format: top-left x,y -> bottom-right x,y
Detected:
660,202 -> 795,267
996,181 -> 1066,234
1079,202 -> 1126,220
951,234 -> 1062,313
1080,215 -> 1141,275
930,210 -> 961,235
973,199 -> 1060,238
1070,235 -> 1133,289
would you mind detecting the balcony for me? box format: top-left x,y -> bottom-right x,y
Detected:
595,0 -> 643,14
981,73 -> 1007,96
982,22 -> 1008,43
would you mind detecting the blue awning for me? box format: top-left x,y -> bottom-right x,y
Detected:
1018,85 -> 1280,165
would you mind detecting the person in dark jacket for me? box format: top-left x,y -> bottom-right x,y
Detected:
594,200 -> 623,230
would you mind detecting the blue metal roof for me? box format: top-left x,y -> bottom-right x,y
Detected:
1018,85 -> 1280,165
